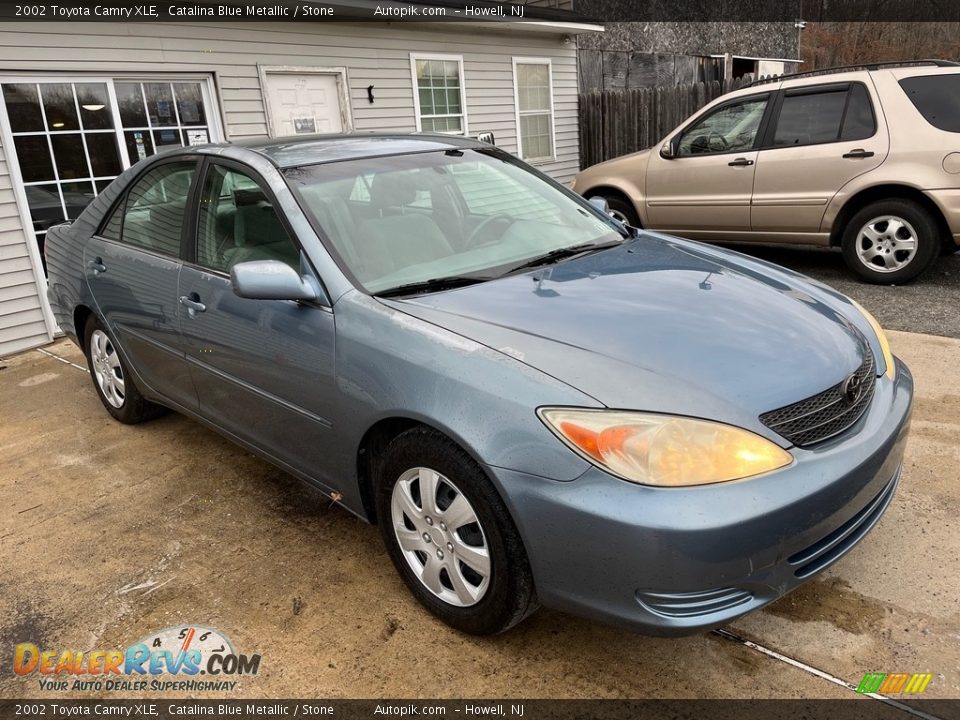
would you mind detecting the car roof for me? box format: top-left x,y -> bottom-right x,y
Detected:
192,132 -> 487,169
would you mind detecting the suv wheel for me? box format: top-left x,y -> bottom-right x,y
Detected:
841,199 -> 939,283
83,315 -> 165,424
375,427 -> 538,635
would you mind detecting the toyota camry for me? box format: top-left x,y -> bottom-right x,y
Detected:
44,134 -> 913,635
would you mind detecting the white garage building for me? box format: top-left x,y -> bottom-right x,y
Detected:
0,13 -> 599,356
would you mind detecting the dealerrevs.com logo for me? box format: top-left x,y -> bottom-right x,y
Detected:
14,625 -> 261,692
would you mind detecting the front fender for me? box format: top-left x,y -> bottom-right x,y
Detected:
326,291 -> 597,516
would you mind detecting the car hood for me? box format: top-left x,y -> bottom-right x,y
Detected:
385,234 -> 868,442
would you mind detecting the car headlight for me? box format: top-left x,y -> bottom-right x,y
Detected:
849,299 -> 895,380
538,408 -> 793,487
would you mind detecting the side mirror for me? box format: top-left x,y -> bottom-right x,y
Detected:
588,196 -> 611,215
659,140 -> 677,159
230,260 -> 320,302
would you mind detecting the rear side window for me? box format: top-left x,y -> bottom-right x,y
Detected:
100,161 -> 196,256
899,74 -> 960,132
772,84 -> 875,147
840,84 -> 875,140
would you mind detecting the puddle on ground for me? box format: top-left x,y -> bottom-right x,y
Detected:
763,576 -> 888,634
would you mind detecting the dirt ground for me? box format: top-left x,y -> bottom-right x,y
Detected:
0,330 -> 957,701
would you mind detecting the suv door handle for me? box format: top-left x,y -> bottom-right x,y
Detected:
179,294 -> 207,317
843,148 -> 875,159
728,157 -> 754,167
87,257 -> 106,274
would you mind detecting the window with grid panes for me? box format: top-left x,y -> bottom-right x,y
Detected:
514,61 -> 554,161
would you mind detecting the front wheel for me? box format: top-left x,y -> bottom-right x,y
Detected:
841,199 -> 939,284
375,427 -> 537,635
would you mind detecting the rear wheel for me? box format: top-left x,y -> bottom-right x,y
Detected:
83,315 -> 164,424
375,427 -> 537,635
589,193 -> 640,227
841,199 -> 939,283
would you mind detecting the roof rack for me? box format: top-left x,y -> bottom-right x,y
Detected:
747,59 -> 960,87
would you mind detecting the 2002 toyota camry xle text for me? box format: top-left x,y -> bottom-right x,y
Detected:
45,134 -> 913,636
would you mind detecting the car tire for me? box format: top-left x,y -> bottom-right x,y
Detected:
375,427 -> 538,635
590,194 -> 640,227
83,315 -> 165,424
841,199 -> 939,284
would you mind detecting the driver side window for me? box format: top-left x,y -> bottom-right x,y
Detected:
195,164 -> 300,273
677,96 -> 768,156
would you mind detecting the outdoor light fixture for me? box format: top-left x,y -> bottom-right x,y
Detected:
81,104 -> 105,111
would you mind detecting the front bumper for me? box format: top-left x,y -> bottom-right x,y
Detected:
489,360 -> 913,636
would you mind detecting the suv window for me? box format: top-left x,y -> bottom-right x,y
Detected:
899,74 -> 960,132
102,162 -> 196,255
678,96 -> 768,156
772,84 -> 875,147
196,164 -> 300,273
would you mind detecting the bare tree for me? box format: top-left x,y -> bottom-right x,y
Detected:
801,22 -> 960,69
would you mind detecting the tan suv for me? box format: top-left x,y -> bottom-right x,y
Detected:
573,60 -> 960,283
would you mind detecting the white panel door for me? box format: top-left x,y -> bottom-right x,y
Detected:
264,73 -> 343,137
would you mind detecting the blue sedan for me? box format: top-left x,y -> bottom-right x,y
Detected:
45,134 -> 912,635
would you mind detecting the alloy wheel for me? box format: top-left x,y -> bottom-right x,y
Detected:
390,467 -> 491,607
855,215 -> 918,273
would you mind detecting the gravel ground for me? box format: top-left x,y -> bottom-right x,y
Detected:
725,243 -> 960,339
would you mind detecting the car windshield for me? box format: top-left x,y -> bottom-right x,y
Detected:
283,147 -> 623,294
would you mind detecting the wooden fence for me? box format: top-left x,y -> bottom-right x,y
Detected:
578,76 -> 769,169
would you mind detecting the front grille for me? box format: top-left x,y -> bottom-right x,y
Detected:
788,469 -> 899,579
760,346 -> 876,447
636,587 -> 753,618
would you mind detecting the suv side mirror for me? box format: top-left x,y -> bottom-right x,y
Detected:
231,260 -> 320,302
659,139 -> 677,159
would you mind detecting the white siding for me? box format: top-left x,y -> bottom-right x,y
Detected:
0,22 -> 583,356
0,135 -> 51,356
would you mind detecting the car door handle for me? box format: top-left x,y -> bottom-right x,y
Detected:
87,258 -> 106,274
179,295 -> 207,317
728,157 -> 754,167
843,148 -> 875,159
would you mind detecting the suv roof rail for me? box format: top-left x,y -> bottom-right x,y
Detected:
747,59 -> 960,87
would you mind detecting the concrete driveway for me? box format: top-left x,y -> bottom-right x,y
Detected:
0,331 -> 957,701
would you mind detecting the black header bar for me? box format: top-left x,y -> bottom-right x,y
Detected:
0,0 -> 959,23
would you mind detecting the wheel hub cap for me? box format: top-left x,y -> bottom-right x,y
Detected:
390,467 -> 491,607
89,329 -> 126,409
855,215 -> 918,273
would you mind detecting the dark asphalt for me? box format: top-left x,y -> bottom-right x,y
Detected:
725,243 -> 960,339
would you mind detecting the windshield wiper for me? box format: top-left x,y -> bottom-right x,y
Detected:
375,275 -> 489,298
504,239 -> 624,275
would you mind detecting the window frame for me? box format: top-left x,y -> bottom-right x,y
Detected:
409,53 -> 469,136
671,91 -> 774,158
95,155 -> 202,261
512,56 -> 557,163
759,81 -> 878,150
186,157 -> 330,307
